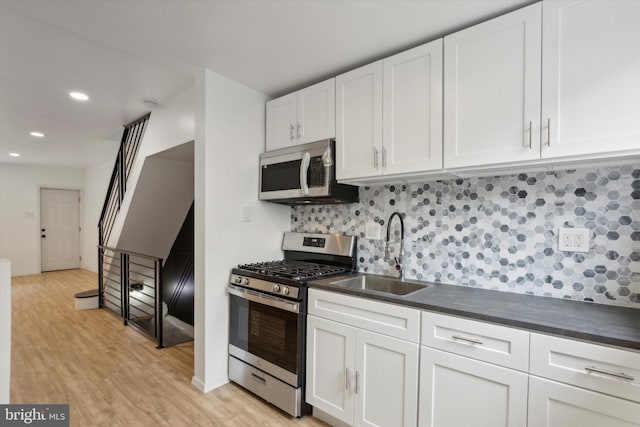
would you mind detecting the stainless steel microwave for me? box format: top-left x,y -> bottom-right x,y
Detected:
259,139 -> 358,205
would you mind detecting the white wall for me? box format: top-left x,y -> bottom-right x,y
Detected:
81,160 -> 112,273
0,164 -> 84,276
108,85 -> 195,248
0,259 -> 10,403
117,156 -> 194,260
192,69 -> 290,393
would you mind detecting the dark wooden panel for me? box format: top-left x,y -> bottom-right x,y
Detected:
162,203 -> 194,325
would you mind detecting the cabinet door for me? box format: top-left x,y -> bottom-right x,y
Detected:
541,1 -> 640,158
419,347 -> 528,427
383,40 -> 443,176
443,3 -> 542,169
266,92 -> 297,151
297,78 -> 335,144
306,315 -> 355,425
528,376 -> 640,427
355,330 -> 419,427
336,61 -> 383,181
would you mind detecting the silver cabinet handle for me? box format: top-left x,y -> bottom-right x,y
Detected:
355,371 -> 360,394
547,118 -> 551,147
345,368 -> 351,391
451,334 -> 483,345
382,147 -> 387,168
528,121 -> 533,149
290,124 -> 295,141
374,148 -> 379,169
296,122 -> 302,140
585,366 -> 635,381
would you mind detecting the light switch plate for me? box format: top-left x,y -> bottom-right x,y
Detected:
242,206 -> 252,222
365,222 -> 381,240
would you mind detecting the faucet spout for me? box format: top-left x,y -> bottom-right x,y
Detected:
385,212 -> 405,279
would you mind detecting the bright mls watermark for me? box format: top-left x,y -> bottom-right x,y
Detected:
1,405 -> 68,426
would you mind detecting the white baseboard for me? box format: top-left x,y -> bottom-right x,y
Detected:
191,376 -> 229,394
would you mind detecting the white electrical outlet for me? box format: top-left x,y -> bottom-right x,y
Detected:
365,222 -> 382,240
558,228 -> 589,252
573,228 -> 589,252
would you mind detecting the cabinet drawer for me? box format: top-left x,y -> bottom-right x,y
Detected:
421,311 -> 529,371
308,288 -> 421,343
530,333 -> 640,403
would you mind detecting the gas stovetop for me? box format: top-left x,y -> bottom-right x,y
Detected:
237,260 -> 347,281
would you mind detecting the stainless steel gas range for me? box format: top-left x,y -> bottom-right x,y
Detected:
227,232 -> 356,417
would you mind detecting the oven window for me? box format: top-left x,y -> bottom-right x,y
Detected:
229,295 -> 299,375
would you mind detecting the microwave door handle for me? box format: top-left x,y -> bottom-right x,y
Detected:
300,152 -> 311,195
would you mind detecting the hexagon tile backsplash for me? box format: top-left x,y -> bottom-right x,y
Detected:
292,165 -> 640,308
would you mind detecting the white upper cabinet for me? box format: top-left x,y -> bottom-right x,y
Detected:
444,3 -> 542,169
336,61 -> 384,181
541,0 -> 640,158
337,39 -> 443,182
266,92 -> 297,151
266,78 -> 335,151
383,41 -> 443,176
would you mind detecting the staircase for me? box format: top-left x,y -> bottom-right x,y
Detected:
97,113 -> 194,348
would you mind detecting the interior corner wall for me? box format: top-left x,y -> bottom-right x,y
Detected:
192,69 -> 290,393
82,160 -> 112,273
0,164 -> 84,276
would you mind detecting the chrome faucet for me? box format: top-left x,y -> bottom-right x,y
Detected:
385,211 -> 405,280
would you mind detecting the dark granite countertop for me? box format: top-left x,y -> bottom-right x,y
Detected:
308,273 -> 640,351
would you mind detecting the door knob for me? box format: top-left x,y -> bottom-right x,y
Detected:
41,228 -> 46,232
41,235 -> 46,238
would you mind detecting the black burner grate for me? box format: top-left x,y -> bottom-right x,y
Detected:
237,260 -> 346,281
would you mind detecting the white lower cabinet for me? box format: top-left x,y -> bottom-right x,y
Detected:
528,376 -> 640,427
307,314 -> 419,427
355,329 -> 419,427
306,315 -> 356,424
307,290 -> 640,427
419,345 -> 528,427
306,289 -> 420,427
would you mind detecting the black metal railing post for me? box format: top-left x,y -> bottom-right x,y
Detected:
120,252 -> 128,325
155,258 -> 164,349
97,242 -> 104,308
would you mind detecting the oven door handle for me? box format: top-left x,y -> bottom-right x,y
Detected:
227,285 -> 300,313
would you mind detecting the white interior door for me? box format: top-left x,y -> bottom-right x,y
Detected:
40,188 -> 81,272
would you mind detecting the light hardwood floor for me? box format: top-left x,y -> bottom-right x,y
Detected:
10,269 -> 328,427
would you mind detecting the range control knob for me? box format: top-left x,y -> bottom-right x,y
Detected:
234,276 -> 242,284
273,284 -> 281,293
282,287 -> 290,296
242,277 -> 250,286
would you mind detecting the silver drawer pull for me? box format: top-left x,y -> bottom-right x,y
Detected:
584,366 -> 635,381
451,335 -> 483,345
251,373 -> 266,384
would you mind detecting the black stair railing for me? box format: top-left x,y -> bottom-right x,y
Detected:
98,113 -> 150,248
98,245 -> 164,348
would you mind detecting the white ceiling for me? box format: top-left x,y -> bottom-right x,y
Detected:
0,0 -> 531,168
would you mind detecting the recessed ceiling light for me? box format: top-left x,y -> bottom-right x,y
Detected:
9,153 -> 20,157
69,91 -> 89,101
30,131 -> 45,138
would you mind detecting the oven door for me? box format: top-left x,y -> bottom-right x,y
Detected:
228,285 -> 304,387
259,140 -> 332,201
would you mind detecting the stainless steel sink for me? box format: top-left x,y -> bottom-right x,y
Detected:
331,275 -> 429,296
